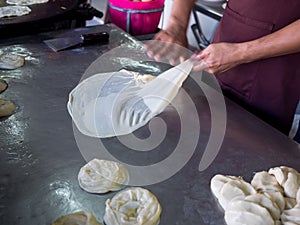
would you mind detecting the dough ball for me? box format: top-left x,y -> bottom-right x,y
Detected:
51,211 -> 102,225
0,54 -> 25,69
104,187 -> 162,225
251,171 -> 283,193
225,199 -> 275,225
0,80 -> 8,94
0,98 -> 16,117
210,174 -> 256,210
269,166 -> 300,198
78,158 -> 129,194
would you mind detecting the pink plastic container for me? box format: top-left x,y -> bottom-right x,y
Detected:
108,0 -> 165,36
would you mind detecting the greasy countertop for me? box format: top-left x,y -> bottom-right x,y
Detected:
0,24 -> 299,225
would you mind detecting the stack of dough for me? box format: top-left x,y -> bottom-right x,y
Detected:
104,187 -> 162,225
78,158 -> 129,194
210,166 -> 300,225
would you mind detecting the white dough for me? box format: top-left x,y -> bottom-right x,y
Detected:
67,59 -> 193,138
0,6 -> 30,18
225,199 -> 275,225
210,174 -> 256,210
6,0 -> 49,5
281,207 -> 300,225
269,166 -> 300,198
104,187 -> 162,225
251,171 -> 283,193
244,193 -> 281,220
78,158 -> 129,194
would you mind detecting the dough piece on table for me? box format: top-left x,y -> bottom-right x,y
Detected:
244,193 -> 281,220
0,6 -> 31,18
6,0 -> 49,5
0,54 -> 25,69
281,207 -> 300,225
51,211 -> 102,225
0,80 -> 8,94
225,199 -> 275,225
104,187 -> 162,225
0,98 -> 16,117
78,158 -> 129,194
269,166 -> 300,198
251,171 -> 283,193
210,174 -> 256,210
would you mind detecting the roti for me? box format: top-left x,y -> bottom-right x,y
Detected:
0,6 -> 31,18
6,0 -> 49,5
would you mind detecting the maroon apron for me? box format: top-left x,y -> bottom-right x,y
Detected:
213,0 -> 300,134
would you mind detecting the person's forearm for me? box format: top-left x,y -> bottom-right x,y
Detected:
167,0 -> 196,32
238,19 -> 300,64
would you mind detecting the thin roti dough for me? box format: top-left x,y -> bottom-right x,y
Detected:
6,0 -> 49,5
0,98 -> 16,117
51,211 -> 102,225
0,6 -> 31,18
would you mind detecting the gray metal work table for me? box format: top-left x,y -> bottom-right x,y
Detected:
0,24 -> 299,225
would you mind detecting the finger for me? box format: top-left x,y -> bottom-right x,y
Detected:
193,60 -> 207,71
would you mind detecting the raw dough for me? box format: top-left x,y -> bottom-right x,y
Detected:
78,158 -> 129,194
0,80 -> 8,94
0,6 -> 31,18
0,98 -> 16,117
244,193 -> 281,220
67,59 -> 193,138
210,174 -> 256,210
251,171 -> 283,193
269,166 -> 300,198
51,211 -> 102,225
104,187 -> 162,225
281,207 -> 300,225
6,0 -> 49,5
211,166 -> 300,225
225,199 -> 275,225
0,54 -> 25,69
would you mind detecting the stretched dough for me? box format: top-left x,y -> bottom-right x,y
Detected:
51,211 -> 102,225
78,159 -> 129,194
104,187 -> 161,225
